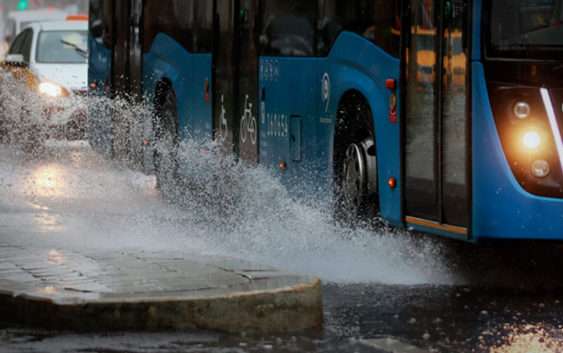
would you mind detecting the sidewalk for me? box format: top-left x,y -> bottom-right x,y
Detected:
0,245 -> 322,333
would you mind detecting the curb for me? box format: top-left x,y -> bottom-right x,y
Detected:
0,246 -> 323,334
0,278 -> 323,334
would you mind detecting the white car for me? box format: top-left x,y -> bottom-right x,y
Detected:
5,9 -> 67,43
1,20 -> 88,142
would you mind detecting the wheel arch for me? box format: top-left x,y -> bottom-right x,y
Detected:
333,89 -> 376,169
326,32 -> 403,224
331,88 -> 381,222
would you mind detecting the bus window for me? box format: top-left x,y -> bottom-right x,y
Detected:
318,0 -> 401,57
193,0 -> 213,53
260,0 -> 317,57
89,0 -> 113,49
490,0 -> 563,56
442,0 -> 469,226
143,0 -> 196,53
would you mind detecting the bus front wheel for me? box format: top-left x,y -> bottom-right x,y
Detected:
334,94 -> 378,225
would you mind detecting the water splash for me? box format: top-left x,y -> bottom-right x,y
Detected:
0,67 -> 457,286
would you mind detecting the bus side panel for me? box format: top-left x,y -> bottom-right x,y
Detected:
259,57 -> 328,199
188,55 -> 213,140
88,36 -> 113,158
472,63 -> 563,241
327,33 -> 402,225
142,34 -> 213,141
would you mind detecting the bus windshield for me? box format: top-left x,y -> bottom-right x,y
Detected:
490,0 -> 563,56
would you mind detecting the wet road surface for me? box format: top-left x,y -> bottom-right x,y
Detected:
1,141 -> 563,352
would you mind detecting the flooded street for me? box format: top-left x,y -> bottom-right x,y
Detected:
1,141 -> 563,352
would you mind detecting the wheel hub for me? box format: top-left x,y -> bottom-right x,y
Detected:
341,138 -> 377,214
342,143 -> 366,211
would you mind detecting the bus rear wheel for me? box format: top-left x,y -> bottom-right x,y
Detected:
334,95 -> 378,225
154,87 -> 179,199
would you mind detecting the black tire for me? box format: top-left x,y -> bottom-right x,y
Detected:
333,93 -> 379,226
22,134 -> 42,155
65,120 -> 85,141
20,123 -> 45,155
0,119 -> 9,144
153,86 -> 179,199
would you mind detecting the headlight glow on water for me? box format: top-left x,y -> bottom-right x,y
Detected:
38,82 -> 64,97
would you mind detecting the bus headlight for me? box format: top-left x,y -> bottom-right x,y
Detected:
513,101 -> 531,119
38,82 -> 65,97
489,84 -> 562,198
531,160 -> 550,178
522,131 -> 541,150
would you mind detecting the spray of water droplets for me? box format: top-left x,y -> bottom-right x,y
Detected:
0,67 -> 459,285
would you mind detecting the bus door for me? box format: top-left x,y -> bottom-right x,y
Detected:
126,0 -> 145,165
111,0 -> 131,159
404,0 -> 470,234
237,0 -> 260,164
88,0 -> 114,158
128,0 -> 143,100
213,0 -> 238,154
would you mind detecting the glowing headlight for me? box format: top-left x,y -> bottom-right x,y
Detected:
523,131 -> 541,150
513,101 -> 531,119
38,82 -> 64,97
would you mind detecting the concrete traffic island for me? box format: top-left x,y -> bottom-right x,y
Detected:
0,245 -> 323,333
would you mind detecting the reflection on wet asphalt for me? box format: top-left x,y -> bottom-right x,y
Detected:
1,141 -> 563,352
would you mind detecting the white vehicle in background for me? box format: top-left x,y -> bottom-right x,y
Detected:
5,9 -> 67,44
0,20 -> 88,146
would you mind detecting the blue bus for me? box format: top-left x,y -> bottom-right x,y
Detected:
88,0 -> 563,242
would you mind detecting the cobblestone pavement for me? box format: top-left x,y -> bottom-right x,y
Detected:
0,243 -> 321,333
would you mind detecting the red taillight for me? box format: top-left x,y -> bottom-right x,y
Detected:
386,78 -> 398,124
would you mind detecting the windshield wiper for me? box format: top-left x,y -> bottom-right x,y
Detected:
60,40 -> 87,58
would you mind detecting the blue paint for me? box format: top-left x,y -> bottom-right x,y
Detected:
142,33 -> 213,141
328,32 -> 402,225
258,32 -> 402,223
472,63 -> 563,240
89,19 -> 563,242
259,57 -> 327,200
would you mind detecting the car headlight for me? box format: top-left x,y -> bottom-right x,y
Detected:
38,82 -> 66,97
